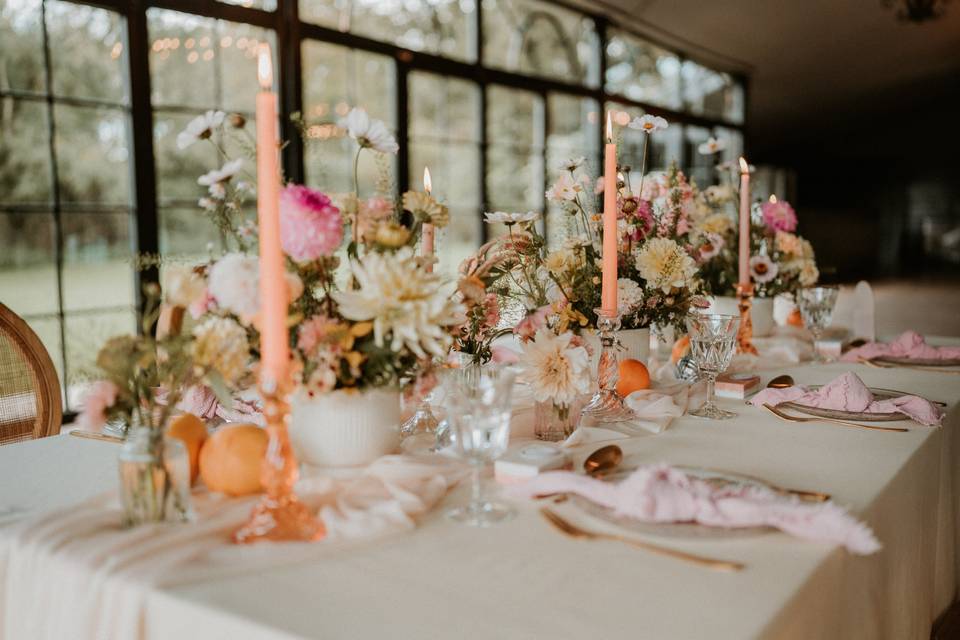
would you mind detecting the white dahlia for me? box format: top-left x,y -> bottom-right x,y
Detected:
521,329 -> 591,406
635,238 -> 697,294
333,248 -> 464,358
191,316 -> 249,384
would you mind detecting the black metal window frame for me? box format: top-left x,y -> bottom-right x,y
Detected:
5,0 -> 747,409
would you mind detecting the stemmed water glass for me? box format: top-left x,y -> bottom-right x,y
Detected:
444,364 -> 516,527
797,286 -> 839,362
685,313 -> 740,420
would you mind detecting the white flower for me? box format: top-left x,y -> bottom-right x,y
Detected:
208,253 -> 302,324
697,137 -> 727,155
545,173 -> 584,203
696,212 -> 733,236
177,110 -> 225,150
198,159 -> 243,188
483,210 -> 540,225
333,248 -> 464,359
635,237 -> 697,294
628,114 -> 669,134
703,184 -> 734,205
557,156 -> 586,172
699,233 -> 724,260
340,107 -> 398,154
799,260 -> 819,286
198,197 -> 217,210
749,255 -> 779,284
618,278 -> 644,312
161,264 -> 205,308
191,316 -> 249,384
521,329 -> 591,406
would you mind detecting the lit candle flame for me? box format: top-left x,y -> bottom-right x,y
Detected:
738,157 -> 749,174
769,194 -> 777,203
423,167 -> 432,194
257,43 -> 273,90
606,111 -> 613,142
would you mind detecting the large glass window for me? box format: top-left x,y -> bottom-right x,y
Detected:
0,0 -> 135,410
1,0 -> 747,415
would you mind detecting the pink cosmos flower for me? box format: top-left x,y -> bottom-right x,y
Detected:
761,200 -> 798,233
515,305 -> 552,342
699,233 -> 725,261
79,380 -> 118,430
279,184 -> 343,262
750,254 -> 779,284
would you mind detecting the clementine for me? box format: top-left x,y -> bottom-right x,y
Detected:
671,335 -> 691,364
616,358 -> 651,397
199,424 -> 268,496
166,413 -> 207,484
787,308 -> 804,327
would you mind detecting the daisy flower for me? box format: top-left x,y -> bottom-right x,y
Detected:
628,114 -> 669,134
545,173 -> 584,203
749,254 -> 779,284
198,159 -> 244,189
177,110 -> 225,150
557,156 -> 586,172
484,210 -> 540,225
340,107 -> 398,154
697,137 -> 727,155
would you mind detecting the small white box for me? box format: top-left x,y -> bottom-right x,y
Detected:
494,442 -> 571,484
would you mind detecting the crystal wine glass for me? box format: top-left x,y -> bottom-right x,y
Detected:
685,313 -> 740,420
797,286 -> 839,362
445,364 -> 516,527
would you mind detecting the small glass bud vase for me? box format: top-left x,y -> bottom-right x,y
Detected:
118,425 -> 193,527
535,400 -> 577,442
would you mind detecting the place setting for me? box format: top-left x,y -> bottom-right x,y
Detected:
1,3 -> 960,637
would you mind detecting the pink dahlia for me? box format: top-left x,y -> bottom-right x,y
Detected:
279,184 -> 343,262
79,380 -> 118,430
761,200 -> 798,233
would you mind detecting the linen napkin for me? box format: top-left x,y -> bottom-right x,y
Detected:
841,330 -> 960,363
0,455 -> 466,640
749,371 -> 943,426
512,463 -> 880,555
621,381 -> 707,434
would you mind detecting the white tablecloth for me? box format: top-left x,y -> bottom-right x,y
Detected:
1,354 -> 959,639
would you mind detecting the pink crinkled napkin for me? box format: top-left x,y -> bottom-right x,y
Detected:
841,330 -> 960,363
512,464 -> 880,554
749,371 -> 943,426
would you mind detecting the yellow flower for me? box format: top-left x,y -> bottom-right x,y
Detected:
402,191 -> 449,227
373,221 -> 411,248
635,237 -> 697,294
543,248 -> 575,273
775,231 -> 802,256
697,213 -> 733,236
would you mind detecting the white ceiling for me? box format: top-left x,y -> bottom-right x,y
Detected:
585,0 -> 960,145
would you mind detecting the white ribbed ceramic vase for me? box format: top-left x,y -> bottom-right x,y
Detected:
707,296 -> 775,338
289,388 -> 401,467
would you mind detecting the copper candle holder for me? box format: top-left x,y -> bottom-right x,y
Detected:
233,375 -> 325,544
735,283 -> 759,356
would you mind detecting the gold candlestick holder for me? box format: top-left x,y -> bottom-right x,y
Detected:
233,375 -> 325,544
736,283 -> 759,356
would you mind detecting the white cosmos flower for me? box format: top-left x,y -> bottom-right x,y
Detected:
483,210 -> 540,225
697,137 -> 727,155
198,159 -> 244,187
545,172 -> 584,203
557,156 -> 586,172
333,248 -> 464,359
177,110 -> 225,150
340,107 -> 398,154
749,254 -> 779,284
635,237 -> 697,293
628,114 -> 669,134
521,329 -> 591,406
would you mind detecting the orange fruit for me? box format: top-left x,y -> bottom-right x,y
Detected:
199,424 -> 268,496
787,308 -> 804,327
166,413 -> 207,484
616,358 -> 651,398
671,335 -> 691,364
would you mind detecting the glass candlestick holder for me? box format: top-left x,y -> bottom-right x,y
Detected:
580,308 -> 636,423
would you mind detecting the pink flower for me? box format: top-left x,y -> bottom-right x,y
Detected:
357,196 -> 393,238
482,293 -> 500,329
188,288 -> 216,319
79,381 -> 118,430
297,315 -> 335,356
176,384 -> 219,420
699,233 -> 724,261
280,184 -> 343,262
750,254 -> 779,283
514,305 -> 551,342
491,345 -> 521,364
761,200 -> 798,233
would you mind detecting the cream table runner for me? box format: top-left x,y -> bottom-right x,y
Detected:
0,351 -> 959,639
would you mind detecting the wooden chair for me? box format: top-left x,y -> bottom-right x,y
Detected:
0,303 -> 62,445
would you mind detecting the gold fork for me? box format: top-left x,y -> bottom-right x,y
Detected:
860,358 -> 960,375
540,508 -> 745,572
762,404 -> 909,433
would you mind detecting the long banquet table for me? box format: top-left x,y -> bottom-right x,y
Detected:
1,351 -> 959,639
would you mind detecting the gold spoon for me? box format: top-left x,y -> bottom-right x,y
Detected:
766,374 -> 795,389
583,444 -> 623,477
535,444 -> 624,502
